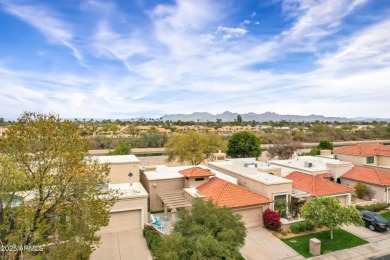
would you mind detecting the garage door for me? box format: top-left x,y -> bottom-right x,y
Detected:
234,207 -> 263,228
100,210 -> 142,233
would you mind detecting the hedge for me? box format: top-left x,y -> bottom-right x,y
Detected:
290,221 -> 316,234
143,226 -> 163,254
356,203 -> 388,212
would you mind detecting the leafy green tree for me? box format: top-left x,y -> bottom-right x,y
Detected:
165,131 -> 226,165
227,131 -> 261,158
154,199 -> 246,259
107,143 -> 131,155
305,139 -> 334,156
318,140 -> 334,150
0,112 -> 118,259
301,197 -> 364,239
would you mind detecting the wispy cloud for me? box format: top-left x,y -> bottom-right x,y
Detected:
0,0 -> 388,119
0,1 -> 83,63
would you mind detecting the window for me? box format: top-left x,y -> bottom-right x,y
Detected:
367,156 -> 374,164
195,178 -> 204,181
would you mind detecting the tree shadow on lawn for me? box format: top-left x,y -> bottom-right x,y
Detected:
281,229 -> 368,258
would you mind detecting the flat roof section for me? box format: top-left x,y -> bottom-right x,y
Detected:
90,155 -> 140,164
208,159 -> 292,185
108,182 -> 148,198
269,156 -> 345,174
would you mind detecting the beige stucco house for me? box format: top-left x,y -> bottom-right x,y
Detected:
140,165 -> 273,228
333,143 -> 390,167
207,158 -> 293,211
90,155 -> 148,233
340,166 -> 390,203
285,171 -> 353,206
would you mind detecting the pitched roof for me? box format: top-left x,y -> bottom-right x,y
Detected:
341,166 -> 390,187
333,143 -> 390,156
285,171 -> 353,197
179,167 -> 215,178
197,177 -> 273,208
317,173 -> 332,179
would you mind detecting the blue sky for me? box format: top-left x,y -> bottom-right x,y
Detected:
0,0 -> 390,119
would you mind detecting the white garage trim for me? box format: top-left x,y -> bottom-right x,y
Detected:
110,207 -> 145,228
325,193 -> 350,206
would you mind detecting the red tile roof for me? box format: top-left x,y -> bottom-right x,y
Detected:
179,167 -> 215,178
341,166 -> 390,187
285,171 -> 353,197
333,143 -> 390,156
197,177 -> 273,208
317,173 -> 332,179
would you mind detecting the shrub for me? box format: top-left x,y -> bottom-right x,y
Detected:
290,223 -> 301,234
143,226 -> 162,254
263,209 -> 281,231
280,229 -> 288,236
143,225 -> 156,237
298,222 -> 306,232
356,203 -> 388,212
287,228 -> 292,234
355,183 -> 369,199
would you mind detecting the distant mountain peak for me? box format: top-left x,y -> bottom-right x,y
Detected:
161,111 -> 362,122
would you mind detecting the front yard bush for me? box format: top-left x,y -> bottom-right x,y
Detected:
143,226 -> 162,254
356,203 -> 388,212
290,223 -> 301,234
290,221 -> 315,234
280,229 -> 288,236
263,209 -> 281,231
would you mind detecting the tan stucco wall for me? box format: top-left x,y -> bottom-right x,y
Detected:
184,177 -> 210,188
326,162 -> 353,180
303,193 -> 350,206
143,177 -> 185,211
108,162 -> 140,183
335,154 -> 368,166
388,188 -> 390,203
377,156 -> 390,166
340,178 -> 387,203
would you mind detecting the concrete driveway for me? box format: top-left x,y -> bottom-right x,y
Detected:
90,230 -> 152,260
343,225 -> 390,242
241,227 -> 303,260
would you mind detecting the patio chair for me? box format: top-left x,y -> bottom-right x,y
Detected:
155,218 -> 164,229
150,214 -> 156,224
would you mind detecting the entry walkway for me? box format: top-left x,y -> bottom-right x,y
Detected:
90,230 -> 152,260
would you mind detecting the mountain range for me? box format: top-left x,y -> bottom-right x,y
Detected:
161,111 -> 389,122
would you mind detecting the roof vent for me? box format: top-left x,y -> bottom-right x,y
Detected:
244,163 -> 257,168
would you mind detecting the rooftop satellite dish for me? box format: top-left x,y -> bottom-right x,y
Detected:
128,172 -> 133,178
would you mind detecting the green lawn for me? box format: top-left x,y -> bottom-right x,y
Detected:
281,229 -> 368,258
380,212 -> 390,221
